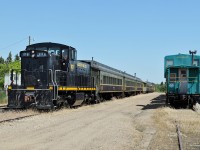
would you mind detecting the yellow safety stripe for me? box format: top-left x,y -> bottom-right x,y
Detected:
58,87 -> 96,91
26,87 -> 34,90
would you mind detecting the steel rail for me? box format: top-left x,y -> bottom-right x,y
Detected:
0,114 -> 39,124
176,122 -> 183,150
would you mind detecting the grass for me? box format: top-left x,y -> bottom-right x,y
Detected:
149,107 -> 200,149
153,107 -> 200,134
0,90 -> 7,104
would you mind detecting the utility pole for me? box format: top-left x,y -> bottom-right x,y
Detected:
189,50 -> 197,65
29,36 -> 31,45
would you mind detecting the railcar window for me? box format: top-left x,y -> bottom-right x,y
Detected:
102,76 -> 122,85
106,76 -> 108,84
170,73 -> 176,82
126,81 -> 134,86
114,78 -> 116,85
103,76 -> 106,84
109,77 -> 111,84
193,60 -> 199,66
166,60 -> 174,67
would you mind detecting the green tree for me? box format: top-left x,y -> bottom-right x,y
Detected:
6,51 -> 12,63
155,82 -> 166,92
0,57 -> 4,64
14,54 -> 20,61
0,63 -> 9,88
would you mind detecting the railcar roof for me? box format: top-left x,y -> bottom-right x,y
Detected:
165,53 -> 200,58
26,42 -> 75,50
81,60 -> 143,82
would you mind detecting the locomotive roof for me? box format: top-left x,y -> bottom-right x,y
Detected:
81,60 -> 143,82
26,42 -> 76,50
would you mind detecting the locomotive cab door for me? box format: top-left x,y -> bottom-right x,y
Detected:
179,69 -> 187,94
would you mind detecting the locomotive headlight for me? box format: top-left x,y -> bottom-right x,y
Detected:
32,50 -> 35,54
31,54 -> 35,58
37,79 -> 40,82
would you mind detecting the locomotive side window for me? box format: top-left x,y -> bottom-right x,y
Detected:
71,50 -> 74,60
62,49 -> 68,60
74,51 -> 76,60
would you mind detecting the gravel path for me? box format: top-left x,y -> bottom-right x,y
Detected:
0,93 -> 161,150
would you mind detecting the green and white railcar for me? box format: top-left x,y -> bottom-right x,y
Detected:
164,53 -> 200,107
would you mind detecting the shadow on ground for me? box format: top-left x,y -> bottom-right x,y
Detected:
136,94 -> 166,110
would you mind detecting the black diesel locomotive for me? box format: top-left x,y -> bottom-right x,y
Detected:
7,42 -> 154,109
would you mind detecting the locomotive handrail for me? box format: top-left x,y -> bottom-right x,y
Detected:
54,70 -> 63,99
48,69 -> 57,100
9,69 -> 53,89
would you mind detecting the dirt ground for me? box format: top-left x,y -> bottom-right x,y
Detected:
0,93 -> 200,150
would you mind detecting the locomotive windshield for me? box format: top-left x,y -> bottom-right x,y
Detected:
48,47 -> 61,55
26,46 -> 61,55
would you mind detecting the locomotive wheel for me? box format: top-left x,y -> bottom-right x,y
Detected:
63,101 -> 70,108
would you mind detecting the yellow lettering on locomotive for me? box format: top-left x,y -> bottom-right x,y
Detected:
77,63 -> 87,68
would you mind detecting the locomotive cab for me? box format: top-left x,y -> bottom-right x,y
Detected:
7,42 -> 95,109
8,43 -> 77,109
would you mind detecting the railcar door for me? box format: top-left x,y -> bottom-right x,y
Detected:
179,69 -> 187,94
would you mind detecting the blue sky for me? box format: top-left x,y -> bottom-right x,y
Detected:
1,0 -> 200,83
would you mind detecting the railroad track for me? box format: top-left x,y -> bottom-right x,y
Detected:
176,122 -> 183,150
0,107 -> 40,124
0,114 -> 39,124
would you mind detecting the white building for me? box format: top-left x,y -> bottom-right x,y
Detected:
4,72 -> 21,90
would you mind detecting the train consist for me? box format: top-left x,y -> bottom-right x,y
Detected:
165,51 -> 200,107
7,42 -> 155,109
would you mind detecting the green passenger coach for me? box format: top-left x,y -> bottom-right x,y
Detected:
164,52 -> 200,107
